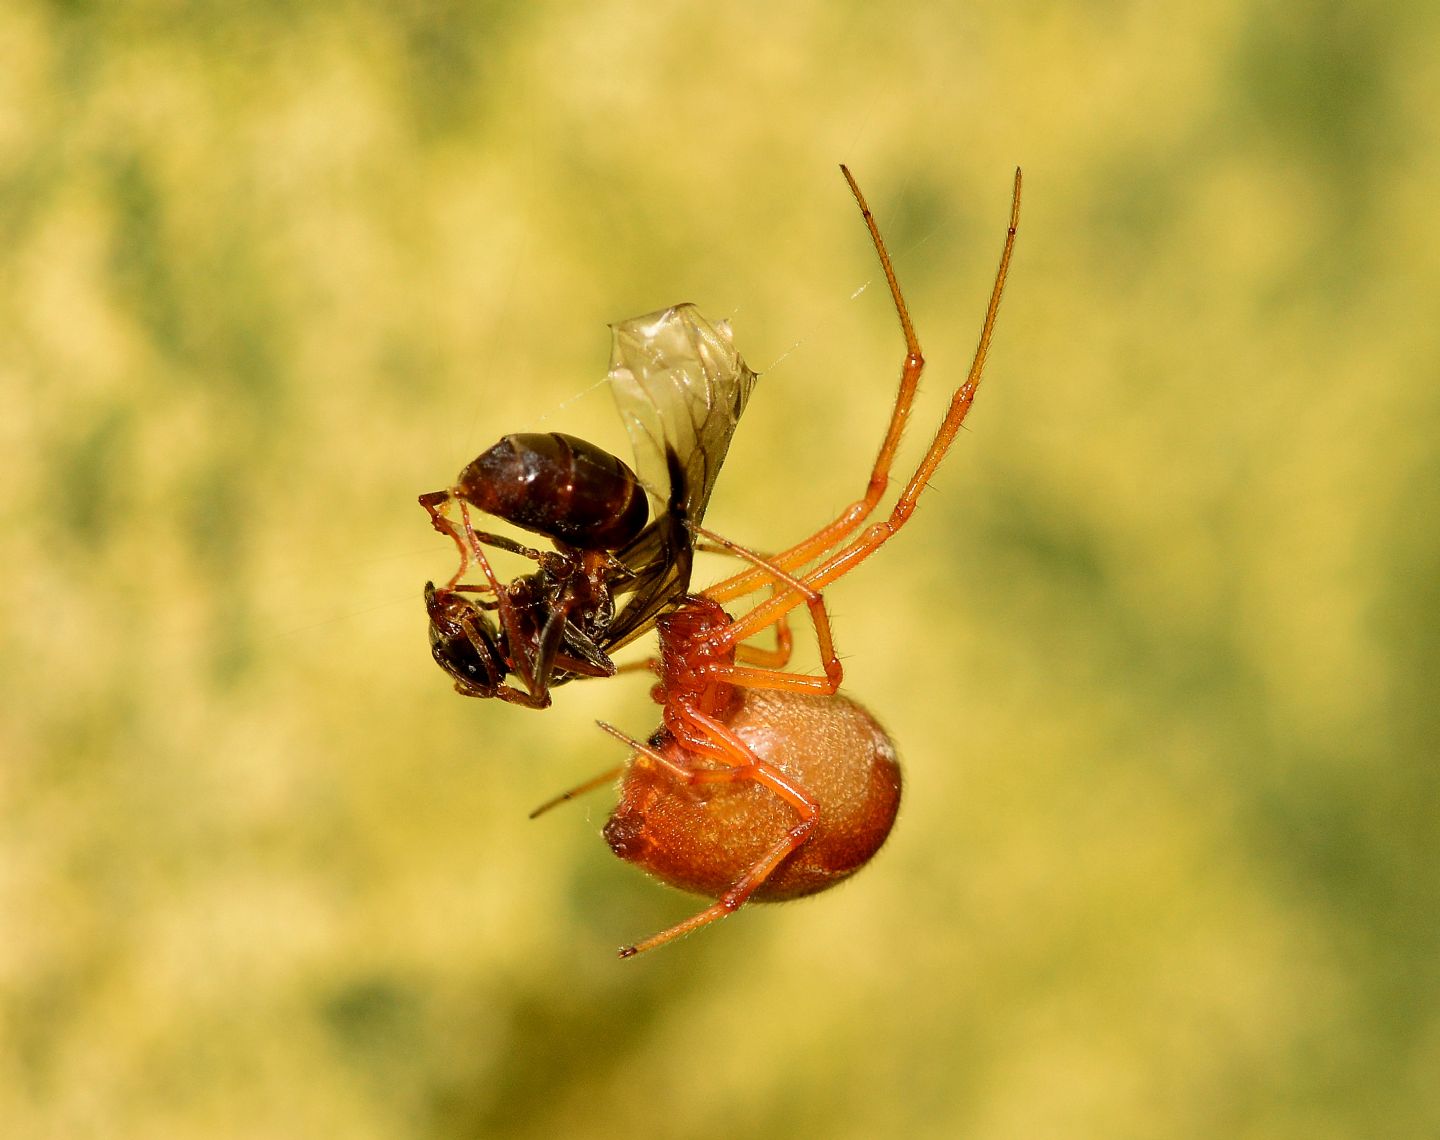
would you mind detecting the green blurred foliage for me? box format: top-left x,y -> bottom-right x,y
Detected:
3,0 -> 1438,1137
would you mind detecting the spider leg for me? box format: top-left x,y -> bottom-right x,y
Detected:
600,714 -> 818,959
692,523 -> 842,695
528,763 -> 627,819
694,537 -> 796,669
732,607 -> 793,669
705,164 -> 931,605
718,167 -> 1021,649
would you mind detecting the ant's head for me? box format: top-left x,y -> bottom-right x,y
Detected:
424,582 -> 508,690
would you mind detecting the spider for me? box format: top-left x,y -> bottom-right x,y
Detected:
534,164 -> 1023,957
420,304 -> 759,707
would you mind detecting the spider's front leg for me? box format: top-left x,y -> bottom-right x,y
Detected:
597,714 -> 819,959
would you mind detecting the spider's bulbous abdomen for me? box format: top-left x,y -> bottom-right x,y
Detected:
604,689 -> 901,902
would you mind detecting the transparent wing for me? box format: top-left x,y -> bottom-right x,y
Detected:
606,303 -> 759,526
601,303 -> 759,647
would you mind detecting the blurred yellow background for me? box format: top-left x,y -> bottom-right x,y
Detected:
4,2 -> 1437,1137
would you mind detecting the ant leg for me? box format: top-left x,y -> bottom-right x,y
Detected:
452,677 -> 552,709
446,584 -> 494,597
421,489 -> 554,588
468,529 -> 546,562
530,600 -> 575,693
720,167 -> 1021,648
598,716 -> 818,959
459,508 -> 549,698
523,604 -> 620,690
420,491 -> 471,589
456,503 -> 612,694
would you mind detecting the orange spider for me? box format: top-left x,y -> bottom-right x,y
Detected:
536,165 -> 1023,957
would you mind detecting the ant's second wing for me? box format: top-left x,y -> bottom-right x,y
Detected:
606,303 -> 759,527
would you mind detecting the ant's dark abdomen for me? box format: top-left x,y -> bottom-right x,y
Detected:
455,432 -> 649,550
